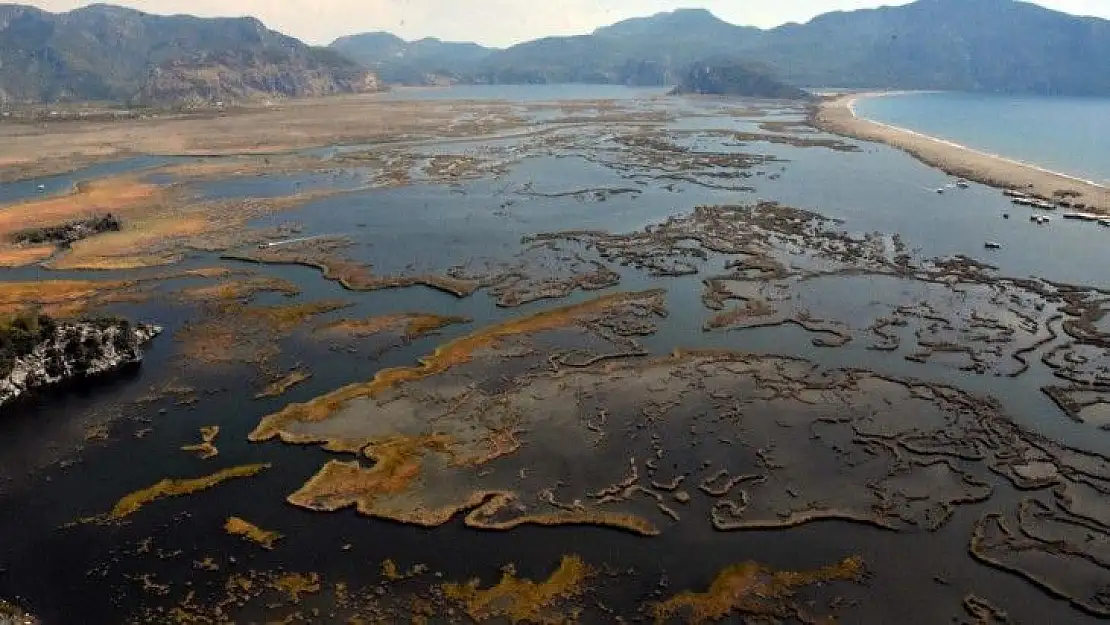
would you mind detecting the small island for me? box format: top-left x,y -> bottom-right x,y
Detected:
0,313 -> 161,408
669,59 -> 812,100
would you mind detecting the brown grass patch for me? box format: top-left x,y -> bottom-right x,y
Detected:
287,434 -> 453,513
105,464 -> 270,521
224,516 -> 283,550
650,557 -> 865,624
179,277 -> 301,303
442,555 -> 591,624
0,177 -> 162,237
176,322 -> 267,365
271,573 -> 321,603
250,290 -> 663,442
0,245 -> 55,267
225,237 -> 482,297
0,279 -> 135,317
243,300 -> 350,333
174,267 -> 235,279
176,300 -> 348,366
180,426 -> 220,460
51,213 -> 211,270
255,371 -> 312,399
0,176 -> 177,267
0,168 -> 351,271
316,313 -> 469,340
0,268 -> 253,317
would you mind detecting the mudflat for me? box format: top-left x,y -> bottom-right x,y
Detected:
0,94 -> 524,182
5,89 -> 1110,623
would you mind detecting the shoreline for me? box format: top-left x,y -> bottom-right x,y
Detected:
813,91 -> 1110,214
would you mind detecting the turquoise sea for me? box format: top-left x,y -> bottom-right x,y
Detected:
853,91 -> 1110,185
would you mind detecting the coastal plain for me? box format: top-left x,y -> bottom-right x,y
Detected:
3,88 -> 1110,624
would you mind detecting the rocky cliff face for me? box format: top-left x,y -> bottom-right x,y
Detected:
0,4 -> 383,104
137,49 -> 383,105
0,316 -> 162,408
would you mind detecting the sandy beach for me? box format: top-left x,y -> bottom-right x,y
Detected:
813,92 -> 1110,214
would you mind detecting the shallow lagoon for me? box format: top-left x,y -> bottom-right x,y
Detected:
1,89 -> 1108,623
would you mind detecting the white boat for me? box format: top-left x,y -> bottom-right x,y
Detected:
984,241 -> 1002,249
935,188 -> 945,194
956,181 -> 970,189
1013,197 -> 1057,210
1099,219 -> 1110,227
1004,189 -> 1030,199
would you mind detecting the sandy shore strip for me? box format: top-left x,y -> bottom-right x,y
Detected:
813,92 -> 1110,215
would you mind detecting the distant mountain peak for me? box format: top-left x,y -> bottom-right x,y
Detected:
73,3 -> 142,14
329,30 -> 494,85
592,7 -> 739,37
660,8 -> 721,19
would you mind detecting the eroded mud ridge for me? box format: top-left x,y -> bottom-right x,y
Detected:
259,315 -> 1094,525
234,203 -> 1110,621
244,285 -> 1110,617
528,202 -> 900,280
529,202 -> 1110,389
10,96 -> 1110,623
223,237 -> 484,297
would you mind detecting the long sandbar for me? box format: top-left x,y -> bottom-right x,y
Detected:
813,92 -> 1110,214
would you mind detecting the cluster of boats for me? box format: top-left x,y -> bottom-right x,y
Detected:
1008,196 -> 1058,210
1003,189 -> 1110,226
984,187 -> 1109,250
1063,212 -> 1110,227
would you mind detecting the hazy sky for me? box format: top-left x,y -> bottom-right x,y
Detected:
23,1 -> 1110,47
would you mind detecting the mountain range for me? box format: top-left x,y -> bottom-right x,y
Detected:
330,32 -> 490,86
1,0 -> 1108,104
0,3 -> 382,105
331,0 -> 1110,96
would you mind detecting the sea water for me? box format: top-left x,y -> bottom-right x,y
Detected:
854,91 -> 1110,186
